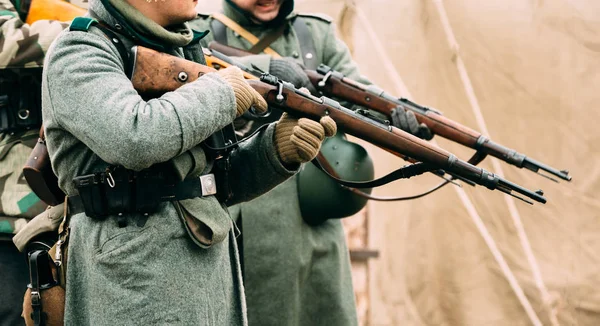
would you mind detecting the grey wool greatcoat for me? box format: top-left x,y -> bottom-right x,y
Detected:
41,0 -> 297,324
190,1 -> 370,325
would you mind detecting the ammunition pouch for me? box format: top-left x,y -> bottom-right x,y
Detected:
71,167 -> 219,219
0,69 -> 43,133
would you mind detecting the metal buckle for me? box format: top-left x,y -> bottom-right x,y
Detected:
30,291 -> 41,305
199,174 -> 217,197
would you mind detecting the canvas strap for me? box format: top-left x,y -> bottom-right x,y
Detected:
248,23 -> 286,55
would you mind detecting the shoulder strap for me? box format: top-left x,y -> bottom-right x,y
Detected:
248,23 -> 286,55
210,13 -> 281,58
69,15 -> 133,77
211,17 -> 229,46
210,14 -> 318,70
69,17 -> 97,32
97,26 -> 133,77
182,34 -> 207,65
291,17 -> 318,70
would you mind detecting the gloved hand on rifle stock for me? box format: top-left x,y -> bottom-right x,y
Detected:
274,113 -> 336,166
216,66 -> 268,117
269,58 -> 318,95
274,88 -> 337,166
219,66 -> 335,166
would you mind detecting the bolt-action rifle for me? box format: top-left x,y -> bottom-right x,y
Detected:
206,41 -> 571,183
130,46 -> 546,204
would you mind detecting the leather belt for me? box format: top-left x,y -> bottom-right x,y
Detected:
67,174 -> 217,215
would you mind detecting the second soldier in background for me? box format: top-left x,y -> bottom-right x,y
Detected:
192,0 -> 431,325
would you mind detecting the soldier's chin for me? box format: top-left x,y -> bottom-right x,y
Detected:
251,10 -> 280,24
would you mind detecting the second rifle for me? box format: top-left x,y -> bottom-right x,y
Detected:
207,41 -> 571,183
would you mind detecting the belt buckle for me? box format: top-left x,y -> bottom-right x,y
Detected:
199,174 -> 217,197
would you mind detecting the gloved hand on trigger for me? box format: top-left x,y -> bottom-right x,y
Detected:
269,58 -> 318,95
390,107 -> 434,140
274,112 -> 337,165
216,66 -> 268,117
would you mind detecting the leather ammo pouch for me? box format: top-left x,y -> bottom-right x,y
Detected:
23,128 -> 65,206
0,68 -> 43,132
72,167 -> 161,219
71,166 -> 222,219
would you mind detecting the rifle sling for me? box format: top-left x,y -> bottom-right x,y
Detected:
348,180 -> 452,202
248,23 -> 286,55
210,13 -> 281,58
312,156 -> 435,188
315,153 -> 456,201
209,13 -> 319,70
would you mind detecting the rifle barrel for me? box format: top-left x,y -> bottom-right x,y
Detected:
249,76 -> 547,204
309,65 -> 571,182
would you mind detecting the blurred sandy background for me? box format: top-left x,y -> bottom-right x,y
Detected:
197,0 -> 600,325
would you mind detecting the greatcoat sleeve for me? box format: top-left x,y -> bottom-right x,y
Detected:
226,123 -> 297,206
43,30 -> 238,171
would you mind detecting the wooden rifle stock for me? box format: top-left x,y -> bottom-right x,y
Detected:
130,45 -> 547,204
130,47 -> 218,97
202,48 -> 259,80
25,0 -> 86,24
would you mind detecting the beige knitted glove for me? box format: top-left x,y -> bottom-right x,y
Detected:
216,66 -> 268,117
274,113 -> 337,165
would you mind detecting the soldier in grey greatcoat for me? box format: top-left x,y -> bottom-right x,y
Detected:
41,0 -> 336,324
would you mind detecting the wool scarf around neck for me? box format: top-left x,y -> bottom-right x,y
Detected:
95,0 -> 194,47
